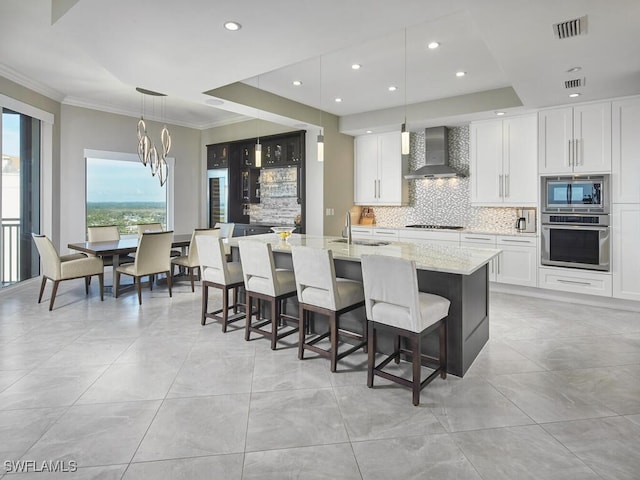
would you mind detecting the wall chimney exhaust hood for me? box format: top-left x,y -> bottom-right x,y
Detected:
404,126 -> 465,179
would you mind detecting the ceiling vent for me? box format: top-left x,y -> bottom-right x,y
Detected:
565,78 -> 586,89
553,15 -> 588,39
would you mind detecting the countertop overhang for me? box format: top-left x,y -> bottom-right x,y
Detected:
227,234 -> 500,275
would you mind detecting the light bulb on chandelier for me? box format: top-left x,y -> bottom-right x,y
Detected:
136,87 -> 171,186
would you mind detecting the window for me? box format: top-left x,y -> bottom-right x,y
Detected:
85,151 -> 173,236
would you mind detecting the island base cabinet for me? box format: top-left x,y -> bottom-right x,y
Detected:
613,204 -> 640,301
538,266 -> 612,297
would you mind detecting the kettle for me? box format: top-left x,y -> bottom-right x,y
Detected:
516,217 -> 527,231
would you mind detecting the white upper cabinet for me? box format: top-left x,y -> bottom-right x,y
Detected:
538,102 -> 611,174
470,114 -> 537,206
612,97 -> 640,203
354,132 -> 408,206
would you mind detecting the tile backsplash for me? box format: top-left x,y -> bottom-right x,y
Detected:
369,127 -> 529,232
249,167 -> 301,225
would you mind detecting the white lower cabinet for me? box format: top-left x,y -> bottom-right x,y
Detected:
460,234 -> 498,281
372,228 -> 399,241
351,226 -> 373,239
495,236 -> 538,287
612,204 -> 640,301
398,229 -> 460,246
538,266 -> 612,297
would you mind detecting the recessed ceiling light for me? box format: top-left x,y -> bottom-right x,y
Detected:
569,93 -> 581,98
223,21 -> 241,31
388,86 -> 397,92
456,71 -> 466,77
366,130 -> 373,134
495,111 -> 505,116
351,64 -> 361,70
567,66 -> 582,73
335,98 -> 343,103
292,80 -> 302,86
427,42 -> 440,49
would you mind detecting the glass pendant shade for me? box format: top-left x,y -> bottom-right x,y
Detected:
255,142 -> 262,168
317,133 -> 324,162
401,123 -> 410,155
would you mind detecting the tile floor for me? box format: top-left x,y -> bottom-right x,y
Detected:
1,277 -> 640,479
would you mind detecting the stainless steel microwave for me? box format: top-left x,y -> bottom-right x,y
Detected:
542,175 -> 609,214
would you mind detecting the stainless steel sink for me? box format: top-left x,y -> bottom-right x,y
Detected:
331,239 -> 390,246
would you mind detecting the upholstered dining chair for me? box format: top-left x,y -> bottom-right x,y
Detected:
136,223 -> 179,257
214,222 -> 235,239
171,228 -> 220,292
114,231 -> 173,305
360,254 -> 449,406
238,239 -> 299,350
197,235 -> 245,331
291,245 -> 366,372
32,234 -> 104,311
87,225 -> 134,266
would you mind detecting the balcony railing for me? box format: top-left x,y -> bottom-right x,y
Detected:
1,218 -> 20,286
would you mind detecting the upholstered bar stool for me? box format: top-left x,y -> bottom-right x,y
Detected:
238,239 -> 299,350
171,228 -> 220,292
360,254 -> 449,406
197,235 -> 246,331
291,245 -> 366,372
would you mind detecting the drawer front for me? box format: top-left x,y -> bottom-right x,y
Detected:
351,227 -> 373,239
460,234 -> 496,245
497,235 -> 537,247
372,228 -> 399,240
399,230 -> 460,243
538,267 -> 612,297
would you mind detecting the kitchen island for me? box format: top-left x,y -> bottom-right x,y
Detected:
228,233 -> 500,377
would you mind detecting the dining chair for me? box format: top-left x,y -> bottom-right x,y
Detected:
197,235 -> 245,331
87,225 -> 134,266
238,239 -> 299,350
171,228 -> 220,292
360,254 -> 449,406
136,223 -> 180,257
114,231 -> 173,305
291,245 -> 366,372
214,222 -> 235,239
32,234 -> 104,310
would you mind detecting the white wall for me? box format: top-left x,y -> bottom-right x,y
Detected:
59,105 -> 202,253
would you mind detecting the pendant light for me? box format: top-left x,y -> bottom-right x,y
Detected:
255,76 -> 262,168
401,29 -> 410,155
317,56 -> 324,162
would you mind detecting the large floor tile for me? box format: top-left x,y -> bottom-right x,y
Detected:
0,407 -> 66,461
453,425 -> 600,480
463,340 -> 546,379
352,434 -> 481,480
251,349 -> 333,393
543,416 -> 640,480
23,401 -> 161,467
133,394 -> 250,461
123,454 -> 244,480
334,385 -> 446,442
40,337 -> 137,368
489,370 -> 617,423
243,443 -> 362,480
0,370 -> 28,393
0,365 -> 108,410
245,388 -> 348,452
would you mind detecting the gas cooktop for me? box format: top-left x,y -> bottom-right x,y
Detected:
405,224 -> 464,230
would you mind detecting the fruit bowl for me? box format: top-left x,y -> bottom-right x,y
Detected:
271,226 -> 295,240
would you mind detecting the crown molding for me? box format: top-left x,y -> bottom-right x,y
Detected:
0,63 -> 65,102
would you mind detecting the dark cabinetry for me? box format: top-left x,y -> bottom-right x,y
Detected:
232,224 -> 274,237
207,143 -> 229,168
262,136 -> 302,168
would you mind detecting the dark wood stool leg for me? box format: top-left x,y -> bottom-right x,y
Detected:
271,299 -> 279,350
38,277 -> 47,303
329,313 -> 338,372
167,271 -> 172,297
49,280 -> 60,311
85,276 -> 90,294
98,273 -> 104,301
394,335 -> 401,364
412,334 -> 421,406
245,293 -> 252,341
221,285 -> 229,333
367,322 -> 375,388
298,304 -> 306,360
233,287 -> 239,314
201,282 -> 208,326
136,277 -> 143,305
189,268 -> 195,292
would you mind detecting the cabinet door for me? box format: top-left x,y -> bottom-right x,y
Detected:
354,135 -> 379,204
377,132 -> 403,205
503,115 -> 538,205
496,245 -> 537,287
470,121 -> 503,204
573,102 -> 611,173
612,98 -> 640,203
613,204 -> 640,301
538,107 -> 573,174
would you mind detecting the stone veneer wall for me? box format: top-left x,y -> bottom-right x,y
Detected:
249,167 -> 301,226
370,126 -> 527,232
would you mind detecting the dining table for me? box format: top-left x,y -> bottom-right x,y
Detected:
67,233 -> 193,295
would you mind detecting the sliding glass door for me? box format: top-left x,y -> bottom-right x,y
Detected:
1,108 -> 41,286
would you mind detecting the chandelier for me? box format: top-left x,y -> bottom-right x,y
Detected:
136,87 -> 171,186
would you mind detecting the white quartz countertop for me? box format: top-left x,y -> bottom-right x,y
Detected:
228,234 -> 500,275
354,224 -> 538,237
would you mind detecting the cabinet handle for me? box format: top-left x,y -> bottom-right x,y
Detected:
501,239 -> 533,244
373,180 -> 377,198
497,254 -> 501,274
499,174 -> 503,197
377,180 -> 381,198
557,279 -> 592,286
375,231 -> 396,236
504,174 -> 509,198
568,140 -> 573,167
490,258 -> 494,274
575,139 -> 580,166
464,236 -> 492,241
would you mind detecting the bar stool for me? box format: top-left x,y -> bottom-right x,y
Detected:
360,254 -> 449,406
196,235 -> 245,331
171,228 -> 220,292
291,245 -> 366,372
238,239 -> 299,350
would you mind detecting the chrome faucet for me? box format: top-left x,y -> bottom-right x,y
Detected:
342,211 -> 352,244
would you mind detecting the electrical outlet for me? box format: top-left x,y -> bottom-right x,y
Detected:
325,208 -> 334,216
